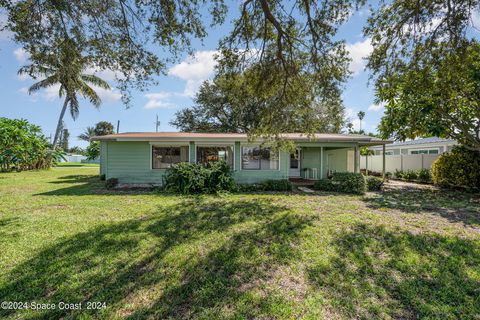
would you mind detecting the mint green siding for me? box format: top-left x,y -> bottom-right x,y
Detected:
101,140 -> 355,184
100,141 -> 107,176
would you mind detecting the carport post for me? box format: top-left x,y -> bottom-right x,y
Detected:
382,144 -> 386,181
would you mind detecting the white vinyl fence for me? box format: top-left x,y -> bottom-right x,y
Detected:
360,154 -> 439,173
60,154 -> 87,163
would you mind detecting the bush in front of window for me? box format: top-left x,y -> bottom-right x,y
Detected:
163,161 -> 237,194
431,146 -> 480,190
204,161 -> 238,193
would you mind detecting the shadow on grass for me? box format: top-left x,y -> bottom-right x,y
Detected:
307,223 -> 480,319
0,197 -> 311,319
34,175 -> 150,196
363,183 -> 480,226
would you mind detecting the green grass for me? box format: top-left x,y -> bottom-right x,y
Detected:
55,162 -> 99,167
0,168 -> 479,319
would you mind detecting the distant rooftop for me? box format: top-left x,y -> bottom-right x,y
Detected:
371,137 -> 455,149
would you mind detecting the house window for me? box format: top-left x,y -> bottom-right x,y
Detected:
152,146 -> 189,169
241,146 -> 279,170
411,149 -> 439,155
197,146 -> 234,168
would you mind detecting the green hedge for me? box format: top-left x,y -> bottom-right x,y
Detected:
431,146 -> 480,189
163,161 -> 237,194
366,176 -> 383,191
313,172 -> 367,195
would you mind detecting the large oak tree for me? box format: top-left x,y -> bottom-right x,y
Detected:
1,0 -> 357,136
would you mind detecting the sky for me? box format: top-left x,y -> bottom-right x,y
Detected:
0,6 -> 383,148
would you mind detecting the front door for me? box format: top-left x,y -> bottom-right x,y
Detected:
289,150 -> 300,177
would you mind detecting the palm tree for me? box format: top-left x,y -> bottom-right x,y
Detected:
19,41 -> 110,148
357,111 -> 365,132
346,122 -> 354,133
78,126 -> 96,141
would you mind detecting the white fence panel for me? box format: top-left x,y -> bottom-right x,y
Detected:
360,154 -> 441,173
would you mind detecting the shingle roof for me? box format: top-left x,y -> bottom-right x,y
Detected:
92,132 -> 390,145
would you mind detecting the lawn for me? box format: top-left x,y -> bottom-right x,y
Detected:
0,168 -> 479,319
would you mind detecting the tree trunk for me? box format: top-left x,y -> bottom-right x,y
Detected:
52,97 -> 69,148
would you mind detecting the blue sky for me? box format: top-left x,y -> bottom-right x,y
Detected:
0,7 -> 382,148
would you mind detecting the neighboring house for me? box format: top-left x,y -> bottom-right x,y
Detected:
369,137 -> 456,156
362,137 -> 457,173
93,132 -> 389,185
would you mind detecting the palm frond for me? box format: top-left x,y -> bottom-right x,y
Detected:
68,95 -> 80,120
81,74 -> 110,90
59,84 -> 66,97
78,126 -> 96,141
79,82 -> 101,108
28,76 -> 60,94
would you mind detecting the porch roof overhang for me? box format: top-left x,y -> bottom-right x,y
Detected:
92,132 -> 391,146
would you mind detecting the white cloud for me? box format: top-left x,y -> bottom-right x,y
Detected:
93,86 -> 122,102
143,50 -> 218,109
13,48 -> 28,63
471,10 -> 480,30
84,66 -> 123,82
43,84 -> 61,101
144,92 -> 175,109
345,38 -> 372,75
367,102 -> 386,112
168,50 -> 218,97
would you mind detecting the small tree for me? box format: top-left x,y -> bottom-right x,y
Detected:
357,111 -> 365,132
94,121 -> 115,136
85,141 -> 100,160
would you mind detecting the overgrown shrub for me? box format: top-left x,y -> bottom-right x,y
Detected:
417,168 -> 431,183
366,176 -> 383,191
261,179 -> 292,191
163,161 -> 237,194
394,169 -> 404,179
99,174 -> 106,181
0,117 -> 63,171
313,173 -> 366,194
105,178 -> 118,189
313,179 -> 336,192
332,172 -> 367,194
204,161 -> 238,193
402,170 -> 418,181
431,146 -> 480,189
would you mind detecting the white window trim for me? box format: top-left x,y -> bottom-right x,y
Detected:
239,144 -> 281,171
150,144 -> 191,170
195,144 -> 236,170
408,148 -> 439,155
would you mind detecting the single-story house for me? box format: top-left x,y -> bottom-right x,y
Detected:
369,137 -> 456,156
93,132 -> 390,185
